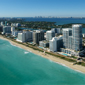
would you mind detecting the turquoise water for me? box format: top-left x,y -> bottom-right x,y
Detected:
0,39 -> 85,85
39,46 -> 43,49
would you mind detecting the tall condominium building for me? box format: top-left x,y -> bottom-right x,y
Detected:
63,28 -> 72,48
49,36 -> 63,52
46,30 -> 55,41
23,30 -> 33,42
3,26 -> 11,34
72,25 -> 82,51
17,33 -> 25,42
62,24 -> 82,52
17,31 -> 33,42
33,30 -> 44,44
49,37 -> 57,52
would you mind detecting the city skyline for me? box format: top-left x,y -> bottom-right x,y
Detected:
0,0 -> 85,17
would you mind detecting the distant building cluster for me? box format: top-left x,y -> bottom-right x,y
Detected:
11,23 -> 21,27
0,21 -> 83,57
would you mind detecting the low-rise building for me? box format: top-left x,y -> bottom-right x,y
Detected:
39,40 -> 49,48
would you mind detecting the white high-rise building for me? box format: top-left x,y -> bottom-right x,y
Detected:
46,30 -> 55,41
63,28 -> 72,48
23,30 -> 33,42
17,33 -> 25,42
49,36 -> 63,52
17,31 -> 33,42
72,24 -> 82,51
49,37 -> 57,52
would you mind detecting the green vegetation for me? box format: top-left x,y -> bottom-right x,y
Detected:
76,62 -> 85,66
45,52 -> 76,62
71,56 -> 77,59
1,19 -> 85,31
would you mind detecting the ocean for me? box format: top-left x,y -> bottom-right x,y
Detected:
24,18 -> 85,25
0,39 -> 85,85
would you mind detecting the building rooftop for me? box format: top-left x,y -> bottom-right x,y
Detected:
62,28 -> 72,31
46,30 -> 54,33
72,24 -> 82,27
40,40 -> 49,43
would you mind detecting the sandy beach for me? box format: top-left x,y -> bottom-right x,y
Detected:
0,35 -> 85,73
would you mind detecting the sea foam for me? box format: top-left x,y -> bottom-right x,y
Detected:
24,51 -> 29,54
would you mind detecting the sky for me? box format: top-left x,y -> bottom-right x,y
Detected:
0,0 -> 85,17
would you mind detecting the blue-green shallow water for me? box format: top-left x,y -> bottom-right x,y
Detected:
0,39 -> 85,85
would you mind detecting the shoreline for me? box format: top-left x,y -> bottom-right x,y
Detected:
0,36 -> 85,73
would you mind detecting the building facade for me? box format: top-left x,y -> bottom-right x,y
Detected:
46,30 -> 55,41
3,26 -> 11,34
0,26 -> 3,32
17,31 -> 33,42
17,33 -> 25,42
49,36 -> 63,52
61,24 -> 82,55
23,30 -> 33,42
33,30 -> 44,44
72,25 -> 82,51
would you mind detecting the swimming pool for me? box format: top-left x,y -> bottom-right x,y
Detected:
61,53 -> 68,56
39,47 -> 43,49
